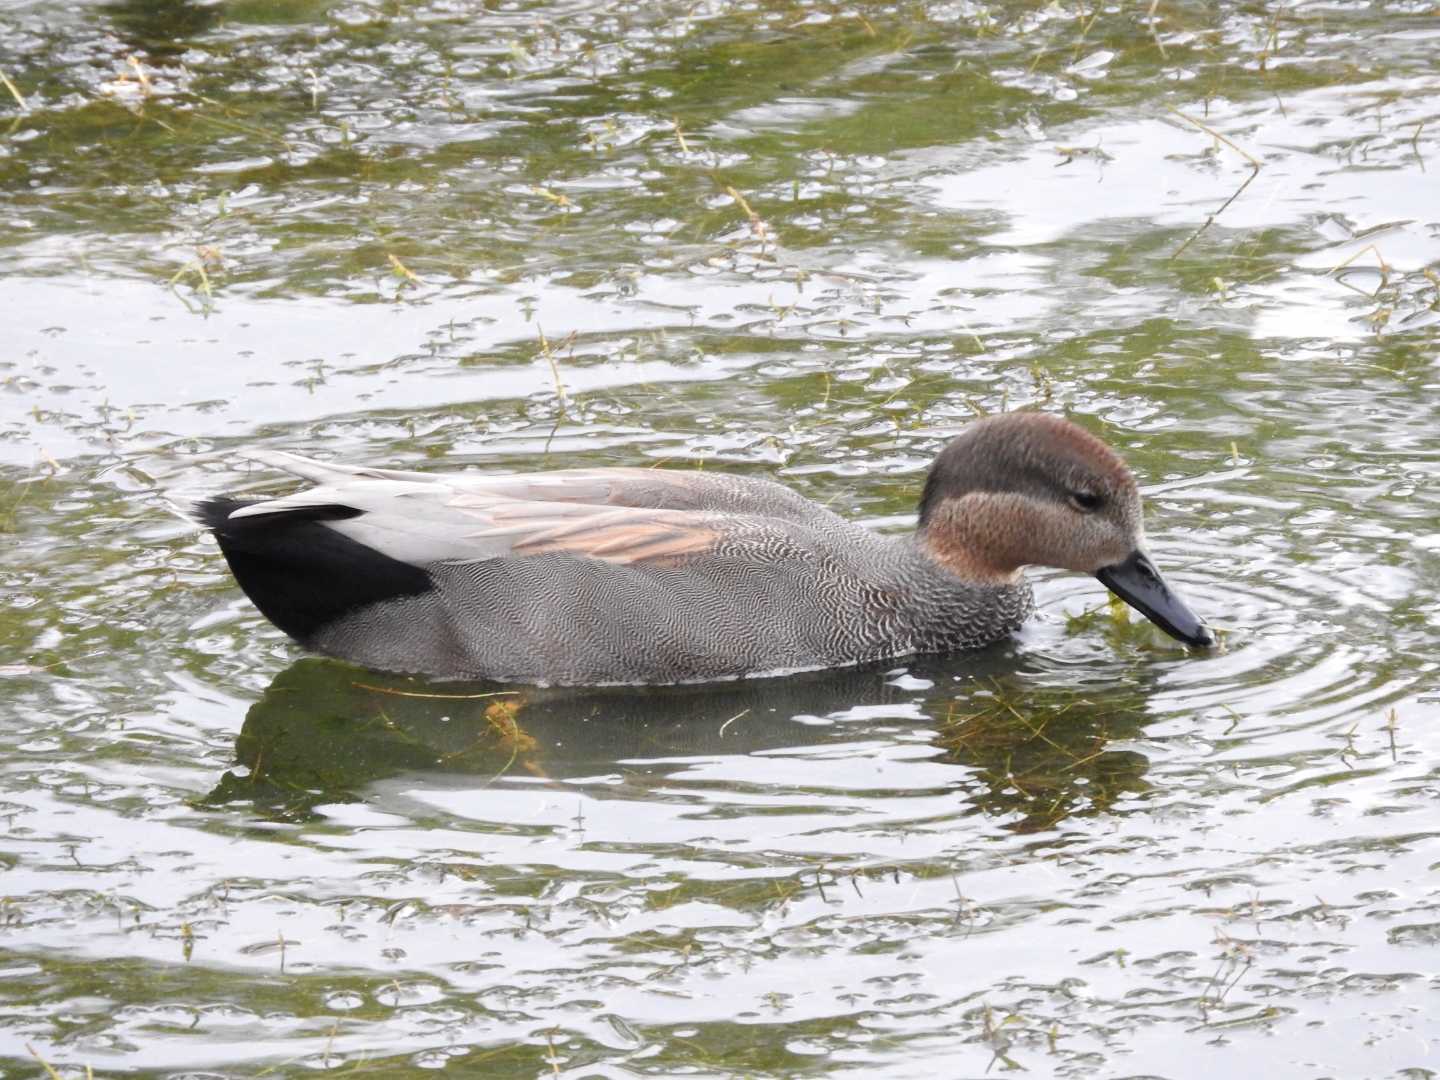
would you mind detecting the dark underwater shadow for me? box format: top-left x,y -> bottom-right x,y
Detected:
103,0 -> 224,57
202,646 -> 1170,833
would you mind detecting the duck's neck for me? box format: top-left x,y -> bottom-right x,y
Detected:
878,534 -> 1035,653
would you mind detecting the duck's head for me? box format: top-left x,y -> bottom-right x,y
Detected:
918,412 -> 1214,648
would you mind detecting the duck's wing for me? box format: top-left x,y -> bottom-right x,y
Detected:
207,479 -> 732,569
240,450 -> 838,527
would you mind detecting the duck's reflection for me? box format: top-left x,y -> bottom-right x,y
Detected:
205,651 -> 1162,832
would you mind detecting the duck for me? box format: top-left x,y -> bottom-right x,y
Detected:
194,411 -> 1214,686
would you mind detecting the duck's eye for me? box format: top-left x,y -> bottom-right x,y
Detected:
1068,491 -> 1104,513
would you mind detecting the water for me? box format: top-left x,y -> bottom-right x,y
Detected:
2,0 -> 1438,1075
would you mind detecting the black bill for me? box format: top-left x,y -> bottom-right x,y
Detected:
1095,549 -> 1215,648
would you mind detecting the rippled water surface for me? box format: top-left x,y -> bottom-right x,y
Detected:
3,0 -> 1439,1076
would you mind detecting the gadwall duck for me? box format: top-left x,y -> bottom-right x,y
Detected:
195,412 -> 1213,685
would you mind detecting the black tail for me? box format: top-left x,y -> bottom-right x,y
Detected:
197,496 -> 433,645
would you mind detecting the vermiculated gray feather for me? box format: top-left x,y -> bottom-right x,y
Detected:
309,524 -> 1036,684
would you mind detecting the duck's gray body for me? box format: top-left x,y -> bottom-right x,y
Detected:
199,455 -> 1033,685
317,526 -> 1034,686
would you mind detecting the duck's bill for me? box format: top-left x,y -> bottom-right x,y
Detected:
1095,550 -> 1215,648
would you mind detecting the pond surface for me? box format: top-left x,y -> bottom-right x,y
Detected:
2,0 -> 1439,1076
